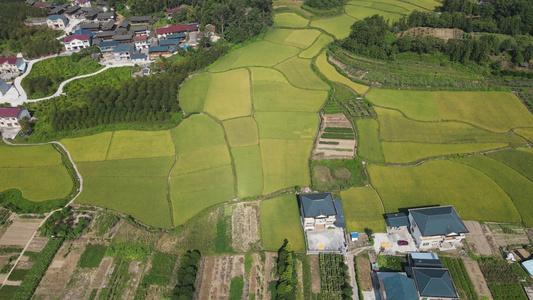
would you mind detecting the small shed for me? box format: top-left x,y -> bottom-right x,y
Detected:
385,212 -> 409,229
350,232 -> 359,241
523,260 -> 533,277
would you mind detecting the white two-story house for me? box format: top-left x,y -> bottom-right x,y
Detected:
0,57 -> 26,75
408,206 -> 468,251
298,193 -> 338,231
63,34 -> 91,52
0,107 -> 31,139
47,15 -> 69,30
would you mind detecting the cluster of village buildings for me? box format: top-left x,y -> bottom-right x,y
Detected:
299,193 -> 469,299
23,0 -> 219,62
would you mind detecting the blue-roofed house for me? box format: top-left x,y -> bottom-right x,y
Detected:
99,41 -> 117,54
112,44 -> 134,61
166,33 -> 186,40
377,273 -> 419,300
298,193 -> 345,231
148,46 -> 176,57
385,212 -> 409,230
131,53 -> 147,63
47,15 -> 69,30
74,28 -> 95,38
408,206 -> 468,251
159,39 -> 181,46
412,268 -> 459,299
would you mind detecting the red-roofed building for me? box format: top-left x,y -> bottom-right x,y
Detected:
187,23 -> 199,33
167,8 -> 181,17
63,34 -> 91,51
0,58 -> 26,74
33,2 -> 48,8
0,107 -> 31,139
155,24 -> 187,39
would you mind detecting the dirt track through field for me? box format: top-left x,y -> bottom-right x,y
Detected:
464,221 -> 493,256
462,257 -> 493,300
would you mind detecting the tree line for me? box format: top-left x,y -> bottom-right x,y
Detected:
111,0 -> 273,43
0,0 -> 62,58
32,43 -> 228,135
341,14 -> 533,67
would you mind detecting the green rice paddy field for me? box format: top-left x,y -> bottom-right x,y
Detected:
0,144 -> 72,201
260,194 -> 305,252
340,187 -> 385,233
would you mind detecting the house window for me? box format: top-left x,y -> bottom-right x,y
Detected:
422,243 -> 429,246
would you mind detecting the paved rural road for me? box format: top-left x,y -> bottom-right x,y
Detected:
0,139 -> 83,288
9,56 -> 134,106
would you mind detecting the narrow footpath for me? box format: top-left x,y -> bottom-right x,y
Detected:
0,139 -> 83,288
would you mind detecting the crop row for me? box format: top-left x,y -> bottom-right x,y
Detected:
324,127 -> 354,134
321,133 -> 355,140
440,257 -> 477,300
319,253 -> 349,297
13,238 -> 64,300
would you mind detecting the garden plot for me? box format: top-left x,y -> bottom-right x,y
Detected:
313,113 -> 356,159
463,221 -> 494,256
0,218 -> 42,247
33,238 -> 88,299
247,253 -> 266,300
231,202 -> 260,252
195,255 -> 245,299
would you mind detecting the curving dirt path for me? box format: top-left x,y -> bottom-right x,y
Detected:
8,57 -> 134,106
0,138 -> 83,288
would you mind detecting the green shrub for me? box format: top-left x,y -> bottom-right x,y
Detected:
78,244 -> 107,268
229,276 -> 244,300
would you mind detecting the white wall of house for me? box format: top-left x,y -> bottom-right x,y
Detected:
0,63 -> 19,74
113,52 -> 131,60
135,41 -> 148,50
0,110 -> 29,129
47,19 -> 68,30
64,40 -> 90,52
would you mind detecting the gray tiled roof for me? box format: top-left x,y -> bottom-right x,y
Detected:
412,268 -> 458,298
381,273 -> 418,300
299,193 -> 336,218
409,206 -> 468,236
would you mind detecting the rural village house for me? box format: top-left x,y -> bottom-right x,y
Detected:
408,206 -> 468,250
0,107 -> 31,139
0,79 -> 12,96
129,16 -> 152,25
298,193 -> 339,231
63,34 -> 91,52
72,0 -> 91,8
98,40 -> 117,54
0,58 -> 26,75
378,253 -> 459,300
112,44 -> 133,61
47,15 -> 69,30
155,24 -> 187,39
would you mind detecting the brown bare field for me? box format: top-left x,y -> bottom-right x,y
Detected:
34,238 -> 88,299
231,202 -> 260,253
196,254 -> 245,300
313,114 -> 356,159
464,221 -> 493,256
0,218 -> 42,247
122,260 -> 147,299
26,237 -> 49,252
357,256 -> 372,291
247,253 -> 265,300
462,258 -> 493,300
264,252 -> 278,300
308,254 -> 321,294
398,27 -> 464,40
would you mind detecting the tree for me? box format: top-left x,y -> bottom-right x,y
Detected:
18,116 -> 32,136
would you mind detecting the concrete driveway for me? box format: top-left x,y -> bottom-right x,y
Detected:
374,227 -> 417,254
